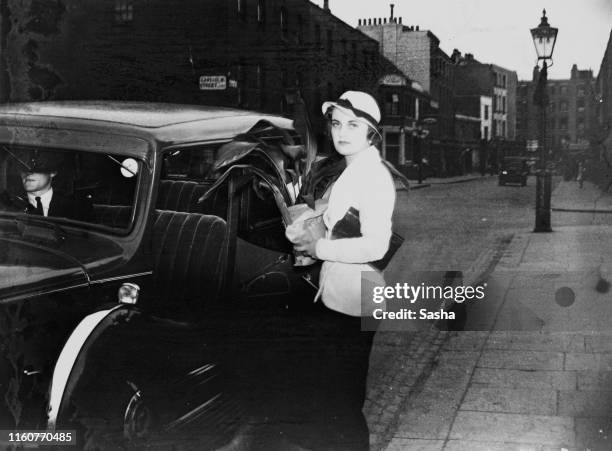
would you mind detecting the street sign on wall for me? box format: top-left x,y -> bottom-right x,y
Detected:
199,75 -> 227,90
526,139 -> 538,151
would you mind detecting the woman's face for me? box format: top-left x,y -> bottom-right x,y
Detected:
330,107 -> 371,159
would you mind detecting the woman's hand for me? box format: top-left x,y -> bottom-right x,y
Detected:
287,219 -> 323,259
293,235 -> 320,259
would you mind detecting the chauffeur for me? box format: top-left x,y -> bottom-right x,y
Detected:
18,151 -> 93,222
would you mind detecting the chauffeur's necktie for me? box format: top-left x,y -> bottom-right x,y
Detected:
35,196 -> 44,216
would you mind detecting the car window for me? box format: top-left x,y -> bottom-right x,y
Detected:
0,147 -> 140,231
159,142 -> 291,253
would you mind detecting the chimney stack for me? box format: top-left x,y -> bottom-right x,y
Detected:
399,17 -> 402,24
415,25 -> 419,31
323,0 -> 329,11
390,3 -> 395,20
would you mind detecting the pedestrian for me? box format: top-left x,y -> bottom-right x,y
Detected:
577,161 -> 586,189
286,91 -> 396,450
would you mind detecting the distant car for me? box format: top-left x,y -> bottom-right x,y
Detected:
0,101 -> 317,449
499,157 -> 529,186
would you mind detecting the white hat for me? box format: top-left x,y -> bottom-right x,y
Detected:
321,91 -> 381,131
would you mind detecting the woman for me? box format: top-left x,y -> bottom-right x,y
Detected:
288,91 -> 396,450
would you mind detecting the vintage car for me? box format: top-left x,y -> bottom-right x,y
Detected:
498,156 -> 529,186
0,101 -> 322,448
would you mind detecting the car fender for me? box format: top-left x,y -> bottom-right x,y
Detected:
47,304 -> 130,430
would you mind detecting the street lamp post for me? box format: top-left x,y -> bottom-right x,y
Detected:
531,9 -> 558,233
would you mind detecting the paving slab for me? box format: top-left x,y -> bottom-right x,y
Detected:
385,438 -> 445,451
478,350 -> 565,371
443,440 -> 545,451
485,332 -> 585,352
471,368 -> 576,390
558,390 -> 612,417
394,351 -> 477,439
442,332 -> 489,351
576,370 -> 612,391
565,353 -> 612,371
584,334 -> 612,352
460,387 -> 557,415
449,411 -> 575,446
575,417 -> 612,449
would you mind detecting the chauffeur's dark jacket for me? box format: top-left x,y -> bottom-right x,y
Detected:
24,191 -> 94,222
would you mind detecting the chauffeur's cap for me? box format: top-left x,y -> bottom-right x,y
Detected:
10,149 -> 63,173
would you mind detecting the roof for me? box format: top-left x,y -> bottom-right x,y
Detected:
0,101 -> 280,128
0,101 -> 295,158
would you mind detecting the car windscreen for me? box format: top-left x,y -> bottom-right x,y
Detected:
0,146 -> 141,232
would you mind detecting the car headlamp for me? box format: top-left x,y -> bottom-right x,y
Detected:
118,283 -> 140,305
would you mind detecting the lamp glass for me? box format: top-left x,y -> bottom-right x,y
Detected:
530,13 -> 558,59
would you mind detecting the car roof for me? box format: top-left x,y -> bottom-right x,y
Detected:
0,101 -> 296,157
0,101 -> 289,128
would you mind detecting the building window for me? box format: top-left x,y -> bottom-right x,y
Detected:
559,117 -> 568,130
237,0 -> 246,19
405,94 -> 415,117
502,97 -> 506,114
326,29 -> 333,55
484,126 -> 489,140
257,64 -> 266,107
297,14 -> 303,44
280,7 -> 287,39
484,105 -> 489,120
501,121 -> 505,137
114,0 -> 133,24
560,101 -> 568,112
257,0 -> 265,24
341,39 -> 347,63
550,85 -> 556,95
577,98 -> 585,112
577,85 -> 585,97
560,85 -> 568,95
384,93 -> 399,116
315,24 -> 321,48
281,69 -> 288,113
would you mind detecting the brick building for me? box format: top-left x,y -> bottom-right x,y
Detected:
375,72 -> 433,169
0,0 -> 385,141
356,13 -> 454,142
517,64 -> 597,158
595,29 -> 612,140
452,51 -> 517,141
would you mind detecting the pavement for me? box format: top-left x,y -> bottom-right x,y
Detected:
373,179 -> 612,450
397,173 -> 489,190
552,179 -> 612,213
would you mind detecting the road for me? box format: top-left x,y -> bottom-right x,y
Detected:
366,175 -> 612,450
